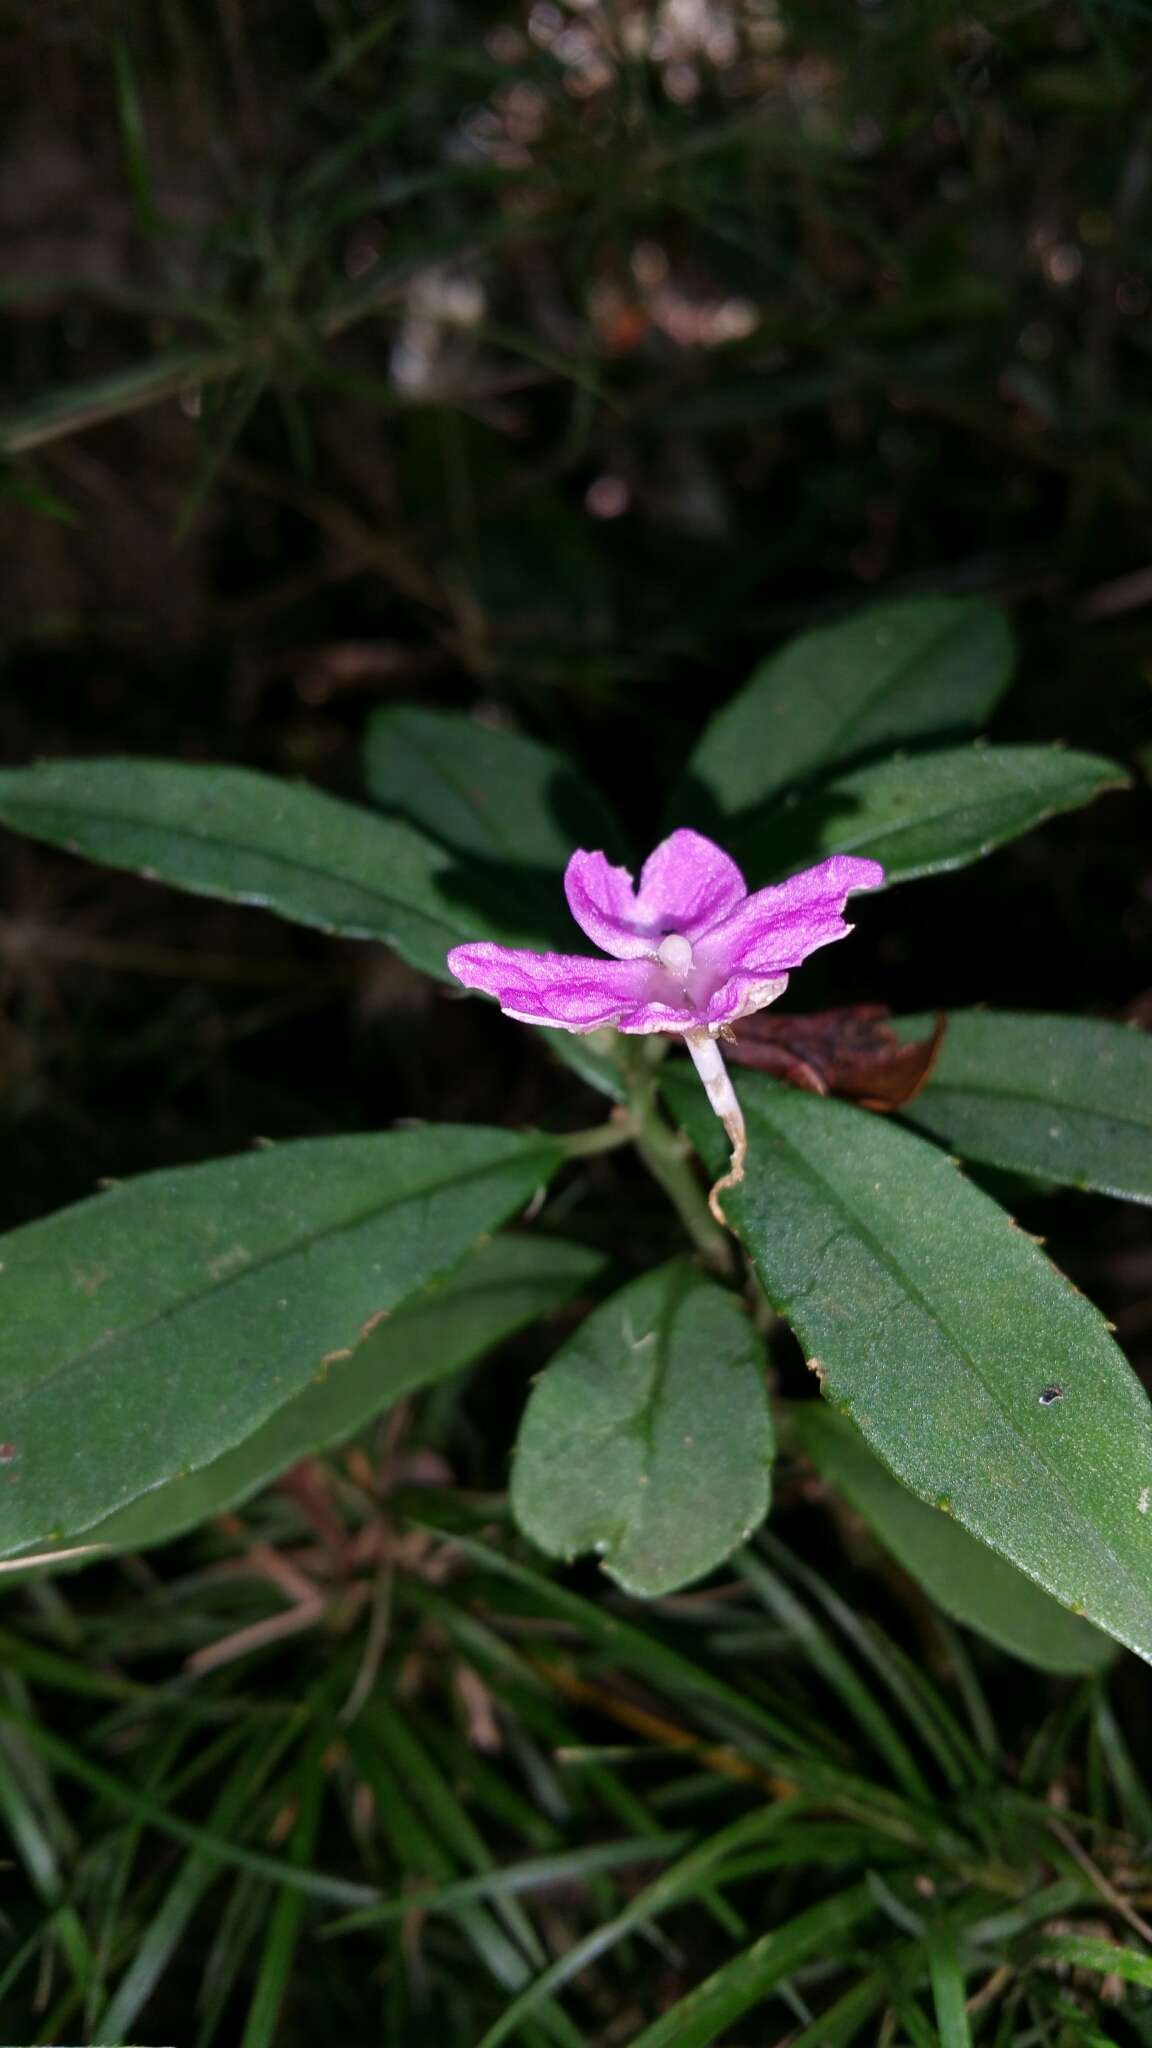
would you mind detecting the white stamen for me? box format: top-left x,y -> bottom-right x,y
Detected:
657,932 -> 694,974
685,1028 -> 747,1226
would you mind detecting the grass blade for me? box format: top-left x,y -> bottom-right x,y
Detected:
324,1833 -> 691,1933
619,1887 -> 876,2048
98,1717 -> 303,2040
738,1551 -> 931,1802
928,1926 -> 974,2048
1029,1931 -> 1152,1987
474,1805 -> 836,2048
0,1703 -> 379,1909
785,1972 -> 889,2047
239,1740 -> 326,2048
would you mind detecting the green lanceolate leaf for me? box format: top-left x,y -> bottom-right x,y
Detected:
680,596 -> 1015,820
733,745 -> 1128,887
0,1126 -> 561,1559
364,705 -> 628,870
667,1069 -> 1152,1663
363,706 -> 627,950
896,1010 -> 1152,1205
792,1403 -> 1115,1674
86,1233 -> 602,1554
0,757 -> 544,980
511,1260 -> 773,1597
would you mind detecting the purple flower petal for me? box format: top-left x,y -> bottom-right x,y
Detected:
564,828 -> 745,958
612,996 -> 718,1034
449,848 -> 883,1041
447,942 -> 662,1031
634,829 -> 746,937
696,855 -> 884,979
448,830 -> 884,1209
563,852 -> 654,959
699,970 -> 792,1028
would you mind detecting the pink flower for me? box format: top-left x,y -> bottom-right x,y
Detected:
448,829 -> 883,1216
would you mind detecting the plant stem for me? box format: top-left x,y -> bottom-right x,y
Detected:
627,1058 -> 735,1277
558,1035 -> 735,1275
560,1113 -> 637,1158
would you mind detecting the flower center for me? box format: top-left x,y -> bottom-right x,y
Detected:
655,932 -> 694,975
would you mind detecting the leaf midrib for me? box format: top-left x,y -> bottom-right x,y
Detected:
916,1078 -> 1152,1132
738,1102 -> 1146,1613
565,1266 -> 691,1562
4,1145 -> 553,1405
823,610 -> 988,769
633,1262 -> 692,1484
810,760 -> 1107,860
0,789 -> 460,940
711,607 -> 988,805
384,720 -> 551,864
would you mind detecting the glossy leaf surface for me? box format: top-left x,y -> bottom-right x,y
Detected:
87,1233 -> 600,1554
364,707 -> 629,950
512,1261 -> 773,1596
668,1069 -> 1152,1662
0,1126 -> 560,1557
736,745 -> 1126,887
683,596 -> 1015,818
0,757 -> 535,979
364,705 -> 627,869
897,1009 -> 1152,1204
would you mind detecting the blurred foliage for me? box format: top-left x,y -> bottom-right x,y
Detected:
4,0 -> 1152,756
2,1454 -> 1152,2044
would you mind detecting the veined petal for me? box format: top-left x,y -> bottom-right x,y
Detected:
700,970 -> 790,1028
635,829 -> 746,938
447,941 -> 662,1032
698,855 -> 884,978
564,851 -> 654,958
613,999 -> 711,1034
564,828 -> 747,958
